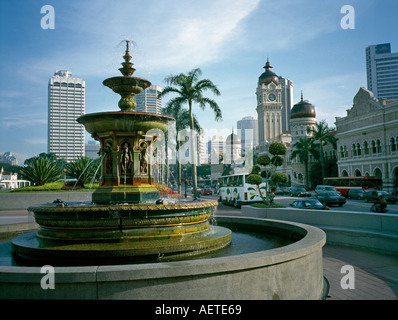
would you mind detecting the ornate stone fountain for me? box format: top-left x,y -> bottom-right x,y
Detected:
11,42 -> 231,265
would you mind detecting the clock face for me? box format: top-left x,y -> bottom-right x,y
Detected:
268,93 -> 276,101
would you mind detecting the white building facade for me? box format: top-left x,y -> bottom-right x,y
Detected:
48,70 -> 85,162
289,93 -> 317,187
366,43 -> 398,100
0,168 -> 30,190
335,87 -> 398,192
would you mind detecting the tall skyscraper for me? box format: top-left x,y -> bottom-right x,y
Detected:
237,116 -> 258,152
278,76 -> 294,131
48,70 -> 85,162
135,85 -> 162,114
366,43 -> 398,100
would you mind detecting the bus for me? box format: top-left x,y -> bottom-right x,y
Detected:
217,173 -> 272,207
322,176 -> 382,197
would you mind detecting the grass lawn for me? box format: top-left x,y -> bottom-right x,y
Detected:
8,181 -> 99,193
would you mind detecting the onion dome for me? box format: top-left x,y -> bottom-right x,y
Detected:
291,91 -> 316,119
258,58 -> 279,85
226,131 -> 241,145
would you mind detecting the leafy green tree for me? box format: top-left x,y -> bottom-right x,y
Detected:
310,157 -> 338,187
163,102 -> 201,195
290,136 -> 319,188
159,68 -> 221,196
309,120 -> 337,179
21,154 -> 62,186
66,156 -> 99,188
247,142 -> 288,204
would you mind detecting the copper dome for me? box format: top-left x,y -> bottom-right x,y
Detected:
258,59 -> 279,86
291,93 -> 316,119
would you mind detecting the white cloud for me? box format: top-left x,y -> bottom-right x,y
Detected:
0,116 -> 47,129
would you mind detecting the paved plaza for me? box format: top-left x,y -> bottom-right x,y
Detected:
323,245 -> 398,300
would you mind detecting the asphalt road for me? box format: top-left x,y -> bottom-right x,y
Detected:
274,195 -> 398,214
1,193 -> 397,226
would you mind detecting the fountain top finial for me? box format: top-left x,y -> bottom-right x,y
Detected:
119,40 -> 135,77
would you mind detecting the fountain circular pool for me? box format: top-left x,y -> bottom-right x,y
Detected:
0,216 -> 326,300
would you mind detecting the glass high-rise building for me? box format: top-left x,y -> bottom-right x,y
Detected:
278,76 -> 293,132
237,116 -> 258,152
135,85 -> 162,114
366,43 -> 398,100
48,70 -> 85,162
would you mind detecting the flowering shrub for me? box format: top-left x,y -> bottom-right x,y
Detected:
154,183 -> 181,198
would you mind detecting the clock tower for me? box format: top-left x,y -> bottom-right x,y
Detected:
256,59 -> 283,152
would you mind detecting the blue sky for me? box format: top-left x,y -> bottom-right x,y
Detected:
0,0 -> 397,164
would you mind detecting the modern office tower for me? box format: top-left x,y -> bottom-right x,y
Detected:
237,116 -> 258,153
278,76 -> 294,131
135,85 -> 162,114
48,70 -> 85,162
366,43 -> 398,100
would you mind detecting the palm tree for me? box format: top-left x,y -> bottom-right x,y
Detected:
163,103 -> 201,196
290,136 -> 319,188
21,154 -> 62,186
66,156 -> 99,188
309,120 -> 337,179
159,68 -> 222,196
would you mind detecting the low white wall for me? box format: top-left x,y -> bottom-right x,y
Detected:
241,206 -> 398,255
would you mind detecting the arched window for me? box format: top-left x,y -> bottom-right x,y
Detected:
298,173 -> 303,183
340,146 -> 344,159
376,139 -> 382,153
391,137 -> 396,153
374,168 -> 382,180
371,140 -> 376,154
357,143 -> 361,156
352,144 -> 357,157
364,141 -> 369,155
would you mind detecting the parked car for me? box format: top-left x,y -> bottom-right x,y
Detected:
316,191 -> 346,207
347,189 -> 366,200
201,187 -> 213,195
289,199 -> 329,210
283,187 -> 294,195
364,190 -> 397,204
315,185 -> 337,194
290,187 -> 311,197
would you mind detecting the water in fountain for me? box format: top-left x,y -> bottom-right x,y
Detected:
70,157 -> 98,192
88,154 -> 105,190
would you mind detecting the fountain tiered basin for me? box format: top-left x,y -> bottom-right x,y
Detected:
11,200 -> 231,265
